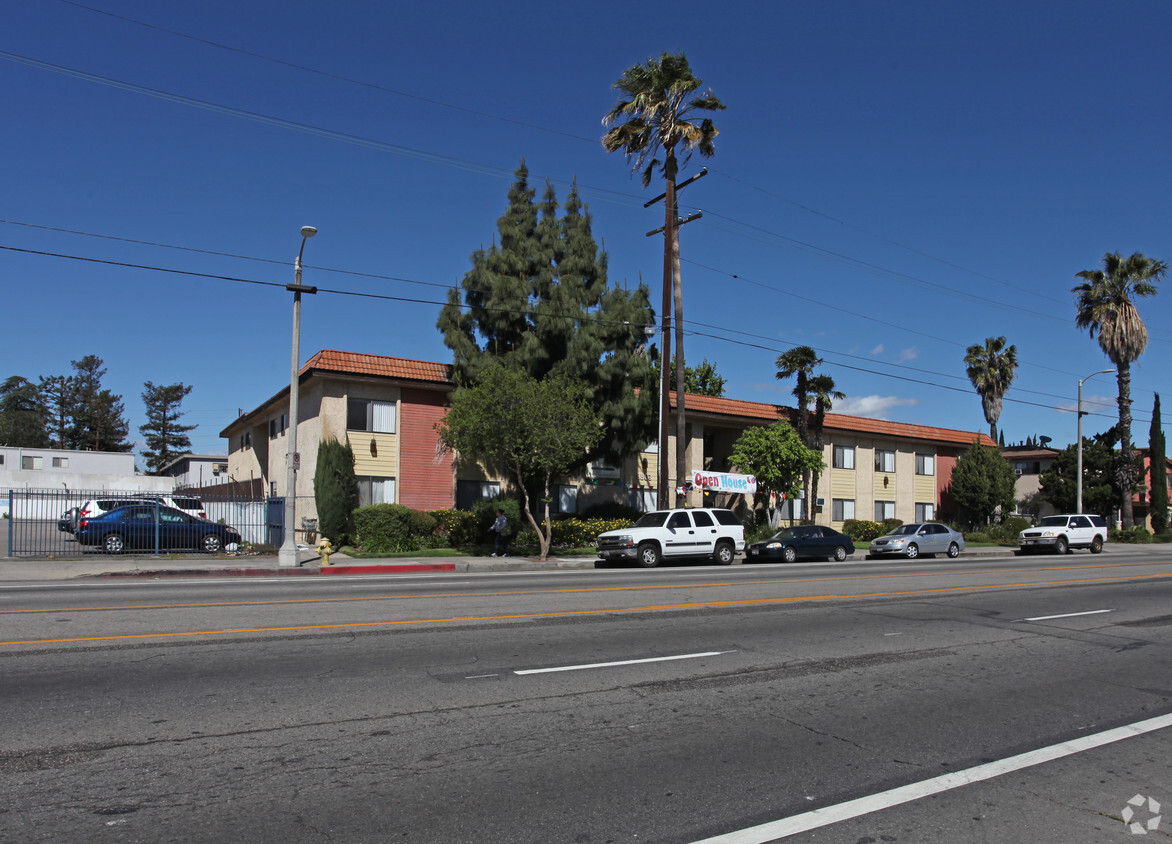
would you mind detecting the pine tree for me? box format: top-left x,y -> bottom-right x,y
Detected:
314,437 -> 357,546
39,375 -> 74,448
437,162 -> 657,468
948,441 -> 1016,527
0,376 -> 49,447
1150,394 -> 1168,534
139,382 -> 196,473
69,356 -> 131,452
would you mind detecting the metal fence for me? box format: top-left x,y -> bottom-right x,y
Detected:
3,488 -> 299,558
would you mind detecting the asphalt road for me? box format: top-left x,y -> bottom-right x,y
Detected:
2,554 -> 1170,842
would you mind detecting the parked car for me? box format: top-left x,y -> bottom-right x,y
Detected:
75,504 -> 241,554
595,508 -> 746,567
57,506 -> 80,533
867,523 -> 965,559
1018,514 -> 1108,554
747,525 -> 855,563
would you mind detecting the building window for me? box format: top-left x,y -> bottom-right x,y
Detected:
875,449 -> 895,473
915,502 -> 935,521
549,484 -> 578,515
874,500 -> 895,521
52,457 -> 68,468
280,413 -> 287,434
269,418 -> 279,439
270,481 -> 278,497
0,454 -> 4,465
21,456 -> 43,470
357,476 -> 396,506
456,480 -> 501,511
348,398 -> 397,433
240,433 -> 252,450
833,445 -> 855,470
832,498 -> 855,521
915,453 -> 935,475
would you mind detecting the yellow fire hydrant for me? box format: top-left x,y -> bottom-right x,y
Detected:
316,537 -> 334,567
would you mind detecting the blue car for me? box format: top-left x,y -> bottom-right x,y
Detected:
75,504 -> 242,554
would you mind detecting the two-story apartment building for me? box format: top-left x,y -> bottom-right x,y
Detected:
223,349 -> 994,537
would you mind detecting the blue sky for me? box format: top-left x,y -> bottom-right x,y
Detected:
4,0 -> 1170,463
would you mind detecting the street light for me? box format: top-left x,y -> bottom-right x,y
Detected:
1077,368 -> 1114,515
278,225 -> 317,568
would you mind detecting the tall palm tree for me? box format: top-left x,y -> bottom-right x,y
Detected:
776,346 -> 822,520
808,374 -> 845,524
1073,251 -> 1168,528
603,52 -> 724,507
963,336 -> 1018,443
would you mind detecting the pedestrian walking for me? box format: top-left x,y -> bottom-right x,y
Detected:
491,508 -> 509,557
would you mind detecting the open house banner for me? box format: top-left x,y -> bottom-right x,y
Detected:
691,471 -> 757,494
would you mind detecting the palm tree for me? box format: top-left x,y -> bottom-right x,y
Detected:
1073,252 -> 1168,528
963,336 -> 1018,443
776,346 -> 822,520
808,374 -> 845,524
603,52 -> 724,507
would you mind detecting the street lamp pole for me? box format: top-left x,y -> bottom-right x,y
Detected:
1077,368 -> 1114,515
278,226 -> 317,568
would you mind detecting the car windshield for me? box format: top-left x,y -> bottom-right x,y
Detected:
768,528 -> 799,540
633,512 -> 669,528
1037,516 -> 1069,526
887,525 -> 920,536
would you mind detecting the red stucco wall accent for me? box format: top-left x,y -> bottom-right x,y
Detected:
399,388 -> 455,510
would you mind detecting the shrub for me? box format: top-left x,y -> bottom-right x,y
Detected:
881,518 -> 903,534
842,519 -> 884,541
471,495 -> 521,545
353,503 -> 431,553
1156,532 -> 1172,544
1001,516 -> 1030,535
314,437 -> 357,545
1110,526 -> 1153,544
581,500 -> 642,521
429,509 -> 478,547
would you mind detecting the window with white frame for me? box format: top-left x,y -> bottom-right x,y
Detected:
833,445 -> 855,470
456,480 -> 501,511
832,498 -> 855,521
874,500 -> 895,521
915,453 -> 935,475
875,449 -> 896,473
915,502 -> 935,521
348,398 -> 397,433
21,456 -> 43,470
52,457 -> 68,468
357,476 -> 396,506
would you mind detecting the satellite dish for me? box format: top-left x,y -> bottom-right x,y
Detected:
1039,436 -> 1052,446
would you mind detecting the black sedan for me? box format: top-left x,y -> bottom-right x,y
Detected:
746,525 -> 856,563
75,504 -> 242,554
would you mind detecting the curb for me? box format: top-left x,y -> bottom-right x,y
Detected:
320,563 -> 457,575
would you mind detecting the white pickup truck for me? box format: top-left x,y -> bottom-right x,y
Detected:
596,508 -> 746,567
1018,514 -> 1109,554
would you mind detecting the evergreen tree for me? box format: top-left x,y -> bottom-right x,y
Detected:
1038,428 -> 1123,520
948,441 -> 1016,527
39,375 -> 74,448
0,376 -> 49,447
139,381 -> 196,474
1150,394 -> 1168,533
69,355 -> 131,452
653,357 -> 727,397
437,162 -> 656,468
314,437 -> 358,546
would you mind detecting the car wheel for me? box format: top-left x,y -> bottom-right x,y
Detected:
782,546 -> 798,564
714,541 -> 735,565
104,534 -> 125,554
947,542 -> 960,558
1054,536 -> 1069,555
1090,536 -> 1103,554
636,542 -> 661,568
833,545 -> 848,562
905,543 -> 919,559
202,533 -> 224,554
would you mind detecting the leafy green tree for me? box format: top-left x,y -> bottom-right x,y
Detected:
314,437 -> 358,546
1073,251 -> 1168,527
139,382 -> 195,474
729,420 -> 824,528
437,163 -> 656,469
1150,394 -> 1168,533
68,355 -> 131,452
963,336 -> 1018,443
653,356 -> 727,397
1038,428 -> 1125,520
948,441 -> 1017,527
603,51 -> 725,506
0,376 -> 49,447
436,365 -> 603,560
39,375 -> 74,448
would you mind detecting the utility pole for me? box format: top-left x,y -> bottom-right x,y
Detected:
646,167 -> 705,508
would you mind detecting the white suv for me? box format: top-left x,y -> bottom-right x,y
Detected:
1018,514 -> 1108,555
596,508 -> 746,567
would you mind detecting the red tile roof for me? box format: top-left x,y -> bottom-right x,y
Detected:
675,392 -> 995,447
302,350 -> 452,384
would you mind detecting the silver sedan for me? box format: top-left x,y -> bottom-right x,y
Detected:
867,523 -> 965,559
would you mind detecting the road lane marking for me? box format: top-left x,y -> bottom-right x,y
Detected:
1021,609 -> 1114,622
3,572 -> 1171,647
514,651 -> 732,675
690,711 -> 1172,843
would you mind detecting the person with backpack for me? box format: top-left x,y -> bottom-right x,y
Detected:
491,508 -> 509,557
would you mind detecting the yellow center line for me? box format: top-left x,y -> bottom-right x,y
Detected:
4,560 -> 1170,616
2,571 -> 1169,647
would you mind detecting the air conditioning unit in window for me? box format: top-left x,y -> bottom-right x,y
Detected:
1015,469 -> 1023,476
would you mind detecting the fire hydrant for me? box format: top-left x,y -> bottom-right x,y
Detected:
316,537 -> 334,567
